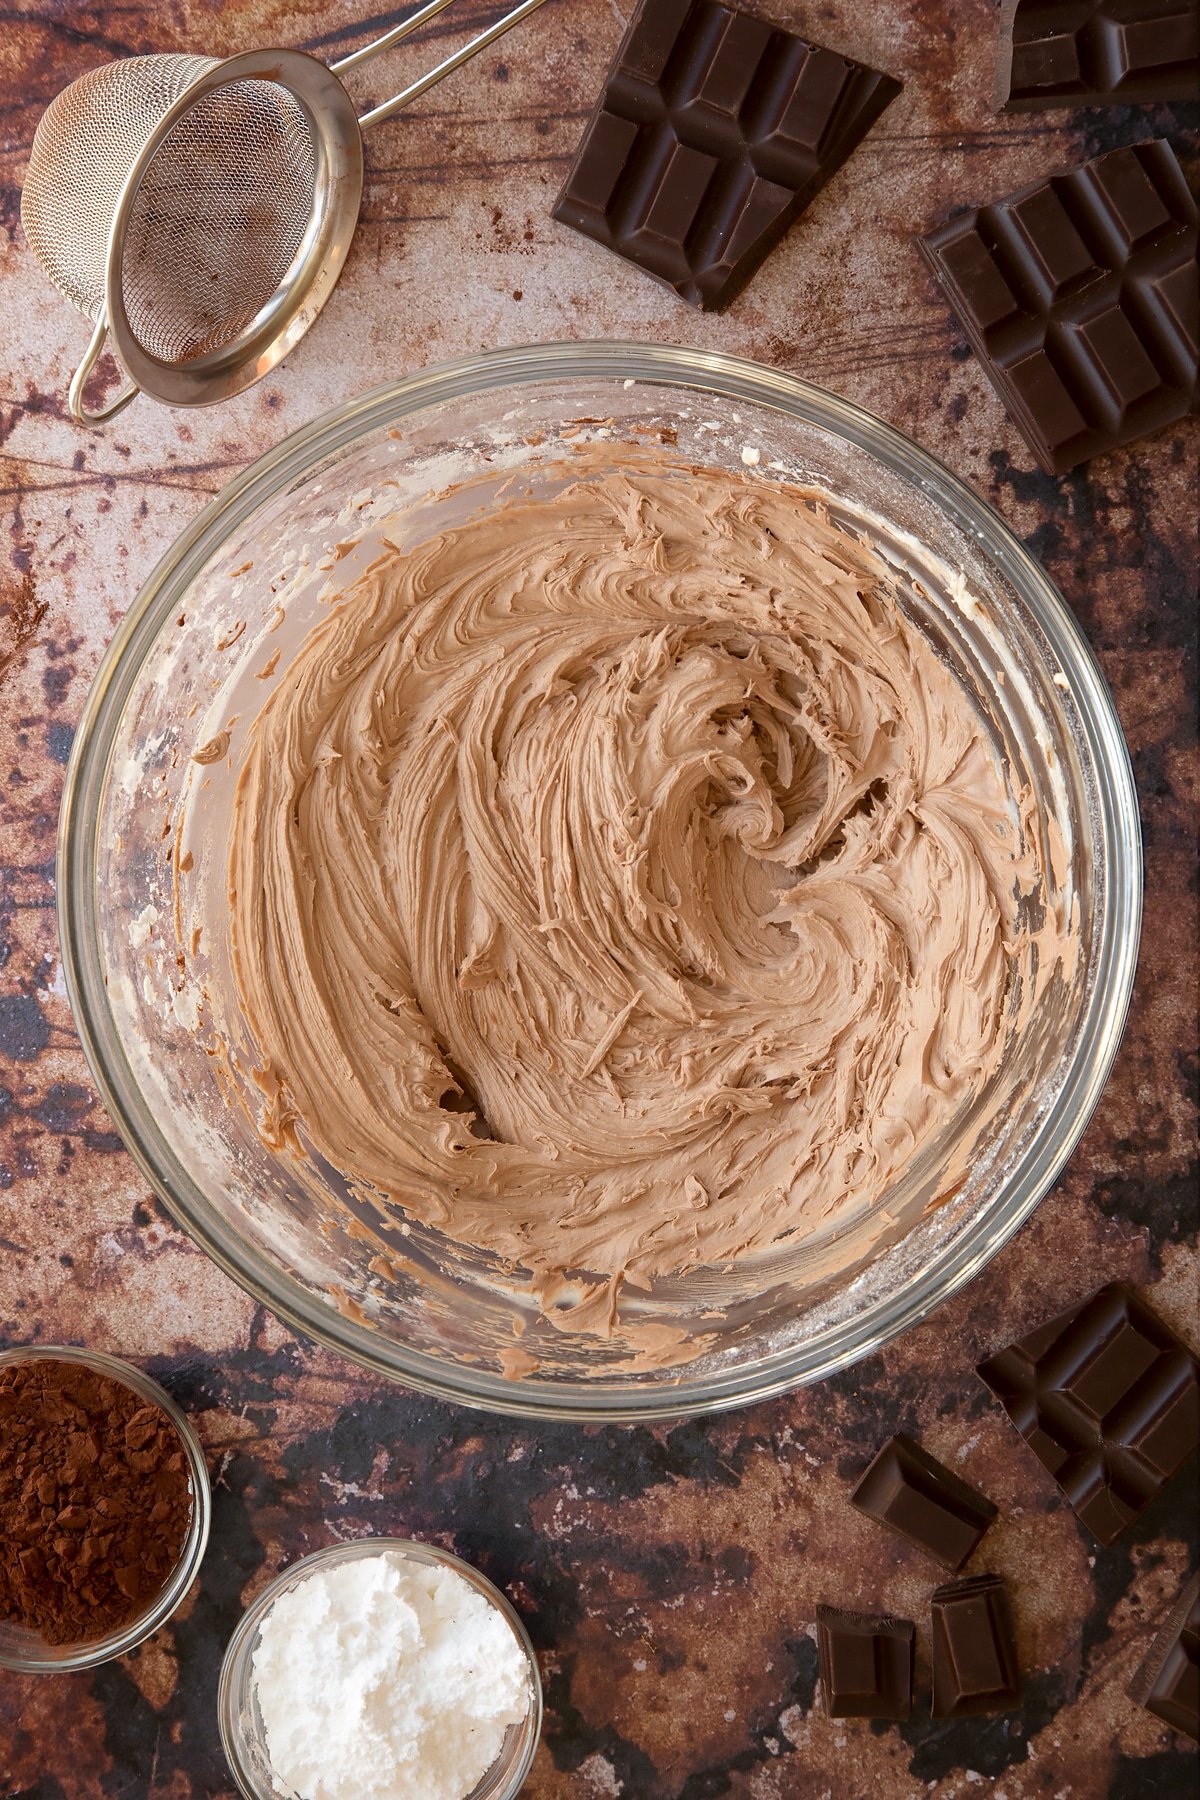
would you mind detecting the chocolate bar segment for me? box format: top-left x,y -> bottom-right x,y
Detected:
920,139 -> 1198,474
553,0 -> 901,310
817,1604 -> 915,1720
978,1281 -> 1200,1545
931,1574 -> 1021,1718
1131,1576 -> 1200,1744
998,0 -> 1200,110
851,1433 -> 998,1570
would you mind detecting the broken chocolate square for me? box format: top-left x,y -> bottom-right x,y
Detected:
553,0 -> 901,309
978,1281 -> 1200,1545
851,1433 -> 998,1571
931,1573 -> 1021,1718
817,1604 -> 915,1720
920,138 -> 1198,474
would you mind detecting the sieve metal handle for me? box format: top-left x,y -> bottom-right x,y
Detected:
330,0 -> 554,132
330,0 -> 463,74
69,311 -> 140,425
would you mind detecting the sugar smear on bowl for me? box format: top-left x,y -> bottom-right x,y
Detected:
250,1550 -> 533,1800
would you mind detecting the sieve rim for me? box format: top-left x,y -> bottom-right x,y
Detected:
103,48 -> 363,407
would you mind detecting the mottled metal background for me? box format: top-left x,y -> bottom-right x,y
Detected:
0,1 -> 1196,1795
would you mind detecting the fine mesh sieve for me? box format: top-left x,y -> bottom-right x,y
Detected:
120,78 -> 319,368
20,0 -> 552,424
21,54 -> 218,326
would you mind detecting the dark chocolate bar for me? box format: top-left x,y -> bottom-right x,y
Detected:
817,1604 -> 915,1720
998,0 -> 1200,110
931,1574 -> 1021,1718
1130,1576 -> 1200,1744
919,138 -> 1198,475
553,0 -> 901,310
978,1281 -> 1200,1545
851,1434 -> 998,1571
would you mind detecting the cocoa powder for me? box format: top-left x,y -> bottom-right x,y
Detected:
0,1356 -> 194,1645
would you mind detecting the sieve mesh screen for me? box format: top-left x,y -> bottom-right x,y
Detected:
21,55 -> 218,323
21,54 -> 318,367
120,79 -> 317,365
21,1 -> 550,414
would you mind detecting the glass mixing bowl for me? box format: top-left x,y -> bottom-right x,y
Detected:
58,342 -> 1140,1420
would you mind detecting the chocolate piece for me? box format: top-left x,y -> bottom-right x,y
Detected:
931,1574 -> 1021,1718
850,1433 -> 998,1570
1131,1576 -> 1200,1744
552,0 -> 901,310
920,139 -> 1198,475
817,1604 -> 915,1720
998,0 -> 1200,110
978,1281 -> 1200,1545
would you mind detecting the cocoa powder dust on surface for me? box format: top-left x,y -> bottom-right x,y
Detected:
0,1358 -> 193,1645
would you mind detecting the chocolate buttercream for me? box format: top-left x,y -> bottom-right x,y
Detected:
223,460 -> 1055,1307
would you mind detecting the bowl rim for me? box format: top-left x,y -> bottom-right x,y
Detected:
0,1344 -> 211,1671
57,339 -> 1143,1421
216,1536 -> 543,1800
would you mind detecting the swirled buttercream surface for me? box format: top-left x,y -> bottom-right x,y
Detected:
224,459 -> 1050,1302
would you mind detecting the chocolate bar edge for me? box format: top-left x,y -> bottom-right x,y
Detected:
994,0 -> 1200,110
816,1602 -> 917,1640
917,219 -> 1067,476
1129,1573 -> 1200,1740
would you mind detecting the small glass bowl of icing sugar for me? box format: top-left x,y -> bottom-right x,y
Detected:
218,1537 -> 543,1800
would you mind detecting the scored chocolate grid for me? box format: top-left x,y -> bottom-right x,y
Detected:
1003,0 -> 1200,106
921,139 -> 1198,474
554,0 -> 900,309
607,3 -> 864,175
1019,1358 -> 1197,1517
567,15 -> 862,285
979,1283 -> 1200,1542
596,124 -> 787,293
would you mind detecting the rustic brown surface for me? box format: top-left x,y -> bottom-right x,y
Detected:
0,1 -> 1196,1795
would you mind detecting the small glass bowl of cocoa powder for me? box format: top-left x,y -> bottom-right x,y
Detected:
0,1346 -> 211,1672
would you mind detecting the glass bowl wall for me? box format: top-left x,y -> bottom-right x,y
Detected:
58,343 -> 1141,1419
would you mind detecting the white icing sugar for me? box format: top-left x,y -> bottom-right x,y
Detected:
250,1551 -> 531,1800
